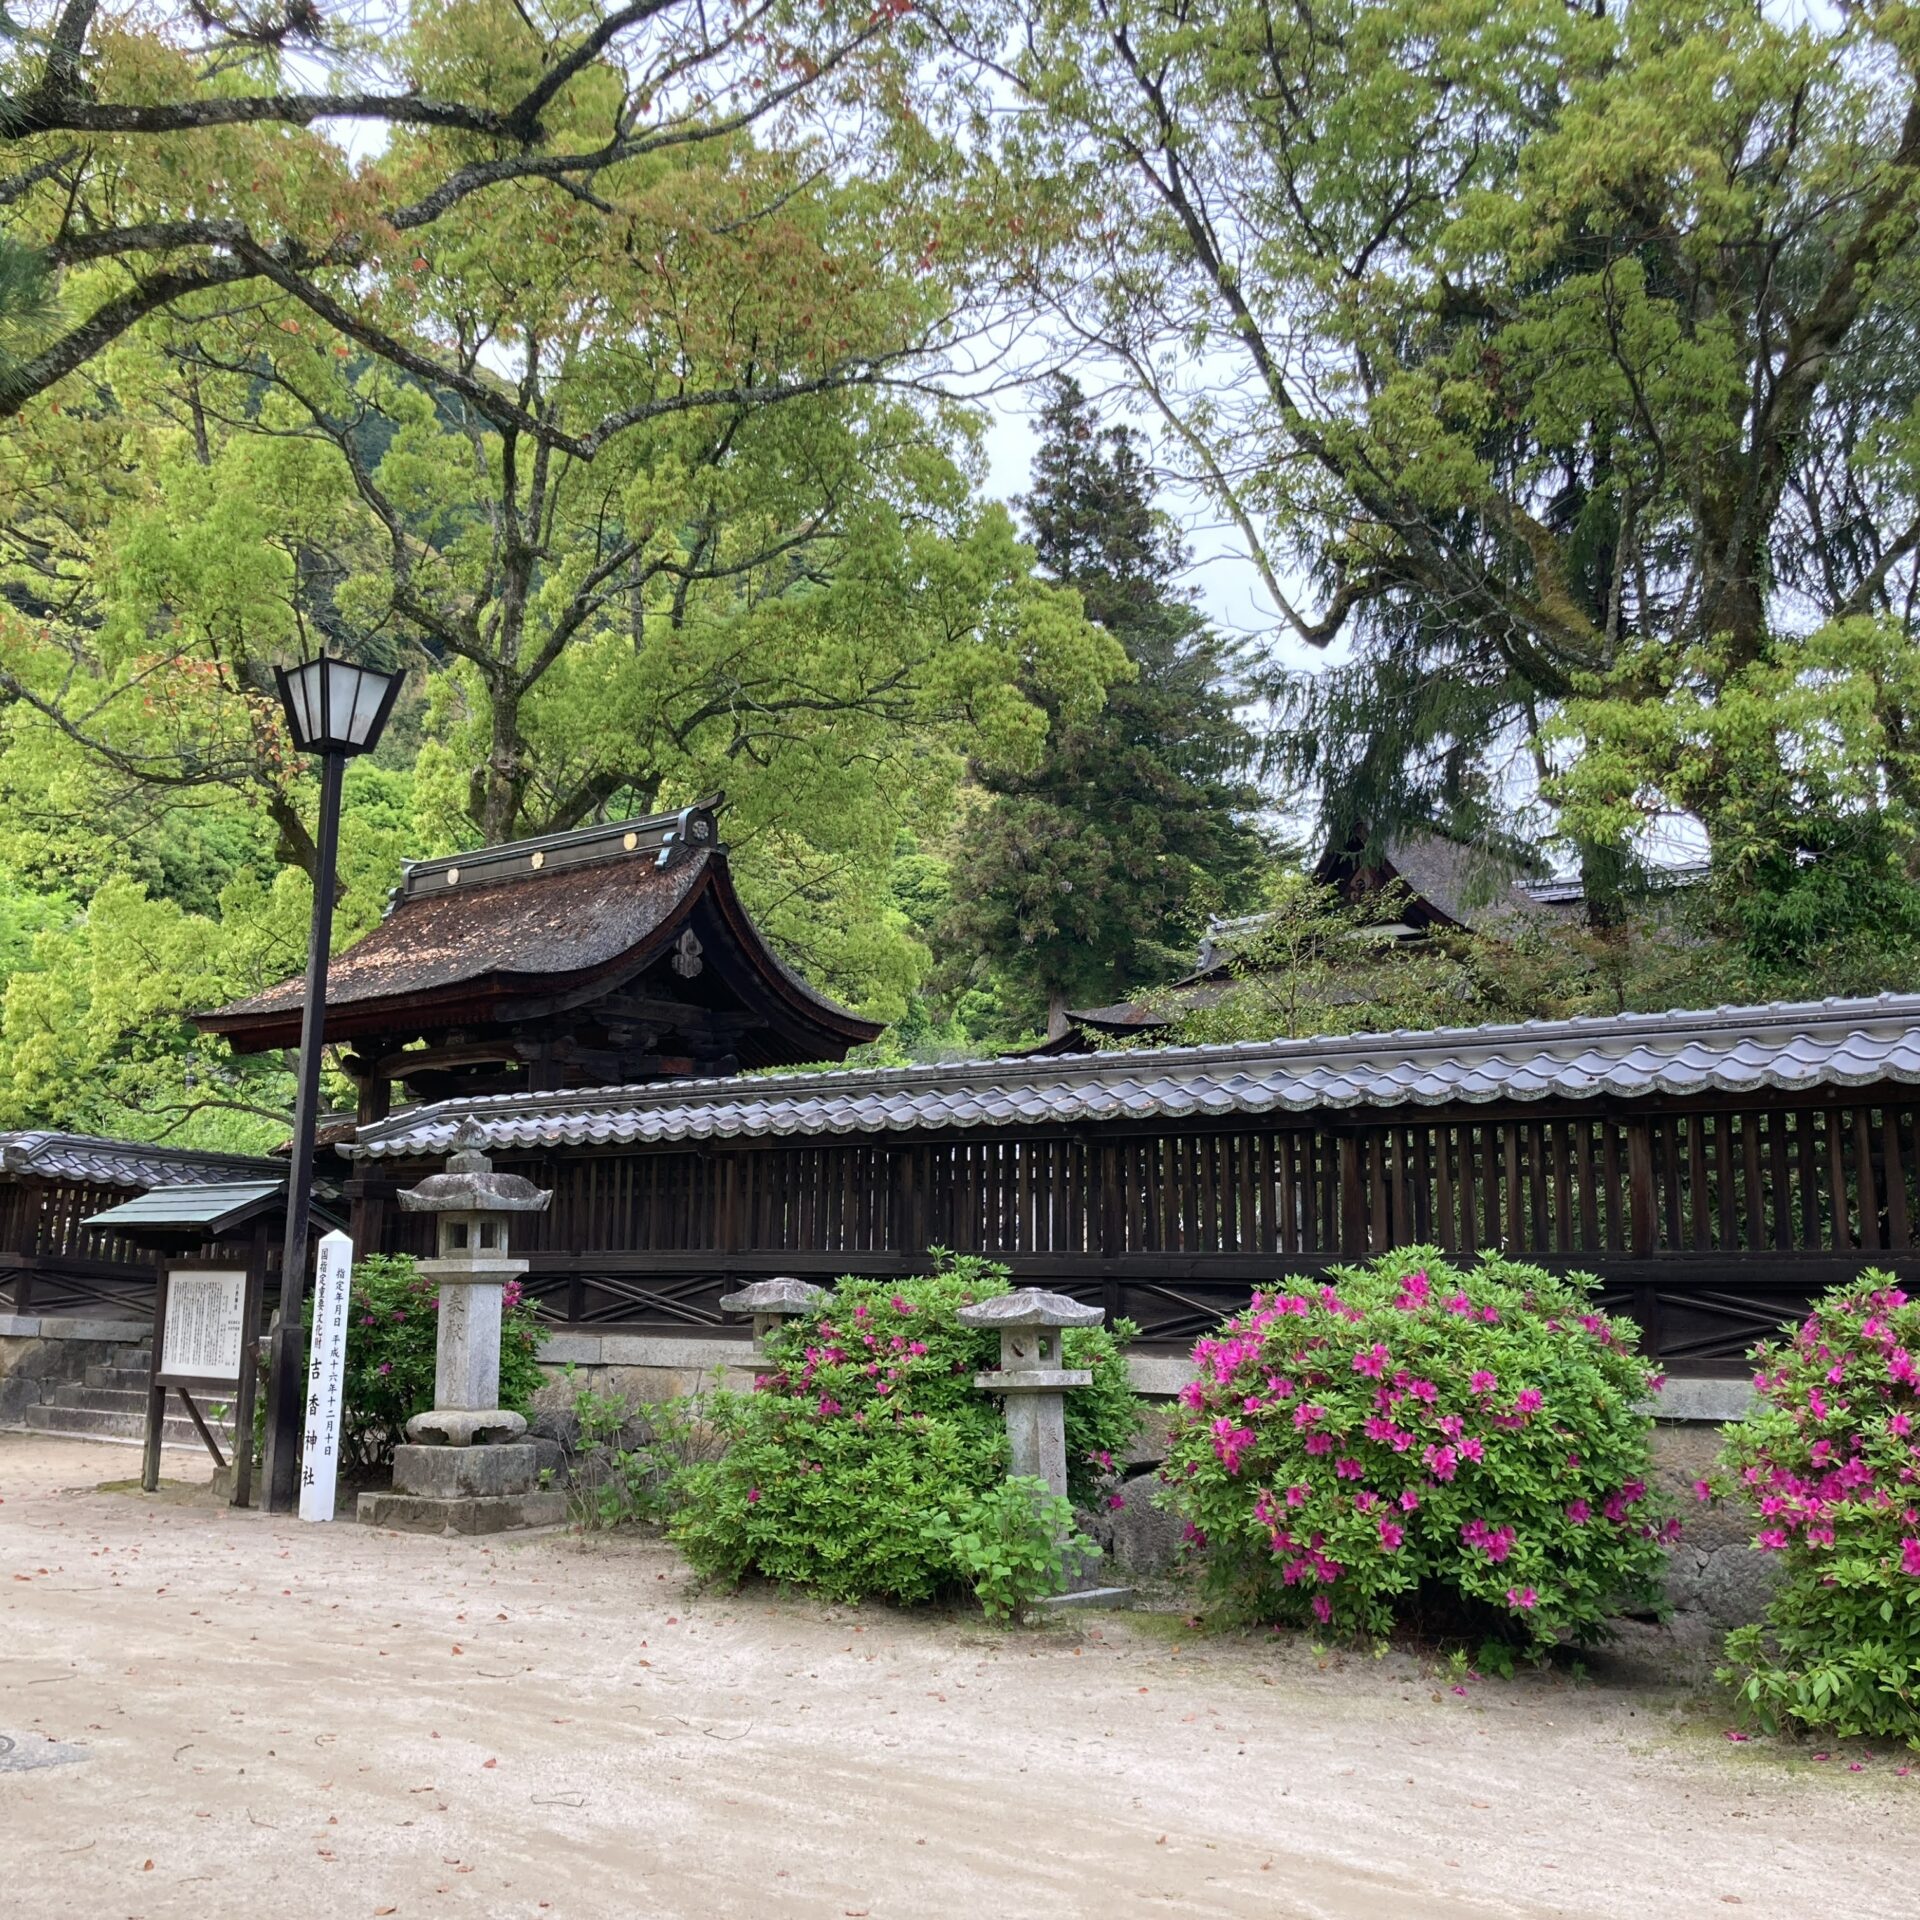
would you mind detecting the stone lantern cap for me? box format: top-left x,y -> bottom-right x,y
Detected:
955,1288 -> 1104,1331
397,1121 -> 550,1214
718,1277 -> 827,1317
960,1288 -> 1100,1395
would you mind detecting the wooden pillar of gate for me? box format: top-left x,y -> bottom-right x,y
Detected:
6,1181 -> 44,1316
1098,1140 -> 1123,1328
1338,1135 -> 1368,1256
1624,1118 -> 1664,1359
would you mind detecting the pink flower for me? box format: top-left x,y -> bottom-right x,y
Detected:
892,1295 -> 914,1314
1423,1444 -> 1459,1482
1352,1343 -> 1390,1378
746,1487 -> 762,1505
1108,1493 -> 1127,1511
1515,1388 -> 1544,1415
1565,1499 -> 1590,1524
1311,1594 -> 1333,1624
1901,1538 -> 1920,1577
1334,1456 -> 1365,1480
1692,1479 -> 1713,1503
1469,1370 -> 1498,1396
1304,1432 -> 1335,1456
1505,1586 -> 1539,1610
1285,1483 -> 1311,1508
1210,1418 -> 1256,1474
1378,1519 -> 1405,1550
1462,1519 -> 1515,1564
1398,1487 -> 1421,1512
817,1395 -> 843,1417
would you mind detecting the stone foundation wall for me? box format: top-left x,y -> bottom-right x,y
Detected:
0,1315 -> 146,1424
531,1331 -> 1778,1624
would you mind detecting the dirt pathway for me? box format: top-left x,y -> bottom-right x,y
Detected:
1,1432 -> 1910,1919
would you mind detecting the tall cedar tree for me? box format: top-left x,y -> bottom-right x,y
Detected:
945,381 -> 1264,1032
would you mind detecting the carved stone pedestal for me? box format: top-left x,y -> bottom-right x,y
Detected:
358,1438 -> 565,1535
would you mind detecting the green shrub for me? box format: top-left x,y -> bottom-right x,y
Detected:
669,1254 -> 1141,1605
561,1371 -> 715,1530
1713,1275 -> 1920,1739
924,1476 -> 1093,1621
1160,1248 -> 1671,1648
309,1253 -> 546,1478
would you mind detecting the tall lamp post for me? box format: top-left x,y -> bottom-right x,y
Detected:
261,654 -> 406,1515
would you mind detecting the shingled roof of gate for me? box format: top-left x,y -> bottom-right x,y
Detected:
340,993 -> 1920,1161
205,850 -> 711,1018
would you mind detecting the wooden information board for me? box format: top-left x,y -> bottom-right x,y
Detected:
141,1258 -> 266,1504
160,1269 -> 248,1382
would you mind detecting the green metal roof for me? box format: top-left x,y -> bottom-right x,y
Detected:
84,1180 -> 288,1234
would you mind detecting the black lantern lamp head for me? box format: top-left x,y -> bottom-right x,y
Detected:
274,654 -> 405,757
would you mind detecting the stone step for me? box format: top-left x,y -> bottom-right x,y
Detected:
51,1383 -> 237,1424
84,1364 -> 160,1392
112,1346 -> 153,1371
20,1402 -> 234,1449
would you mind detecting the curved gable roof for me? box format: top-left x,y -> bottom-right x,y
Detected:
196,808 -> 879,1061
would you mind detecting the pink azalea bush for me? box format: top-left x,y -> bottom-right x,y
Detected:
1713,1277 -> 1920,1738
1160,1249 -> 1671,1648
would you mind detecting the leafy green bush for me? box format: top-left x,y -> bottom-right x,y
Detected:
309,1254 -> 546,1478
670,1255 -> 1141,1605
1160,1249 -> 1671,1648
560,1371 -> 715,1530
1713,1276 -> 1920,1739
924,1476 -> 1093,1621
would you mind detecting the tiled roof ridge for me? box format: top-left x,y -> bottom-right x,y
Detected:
344,991 -> 1920,1158
0,1131 -> 285,1185
396,799 -> 721,903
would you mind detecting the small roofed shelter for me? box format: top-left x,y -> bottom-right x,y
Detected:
83,1179 -> 344,1254
196,801 -> 881,1125
0,1132 -> 285,1322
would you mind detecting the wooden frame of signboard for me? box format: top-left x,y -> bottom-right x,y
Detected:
140,1232 -> 269,1506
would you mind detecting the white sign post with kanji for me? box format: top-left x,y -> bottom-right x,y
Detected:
299,1230 -> 354,1523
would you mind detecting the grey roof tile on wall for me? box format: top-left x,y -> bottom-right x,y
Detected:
0,1132 -> 284,1189
344,993 -> 1920,1162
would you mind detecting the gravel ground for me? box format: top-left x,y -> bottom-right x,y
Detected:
2,1430 -> 1914,1920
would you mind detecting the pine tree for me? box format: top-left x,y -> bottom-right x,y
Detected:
943,380 -> 1265,1034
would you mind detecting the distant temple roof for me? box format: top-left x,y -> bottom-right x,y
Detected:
346,993 -> 1920,1159
1027,828 -> 1706,1052
197,803 -> 880,1103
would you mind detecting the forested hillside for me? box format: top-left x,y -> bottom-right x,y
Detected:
0,0 -> 1918,1147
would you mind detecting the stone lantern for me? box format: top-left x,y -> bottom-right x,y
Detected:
956,1287 -> 1105,1500
357,1121 -> 565,1534
718,1275 -> 826,1371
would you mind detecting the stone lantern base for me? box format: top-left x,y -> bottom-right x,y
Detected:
357,1438 -> 565,1535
